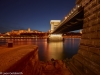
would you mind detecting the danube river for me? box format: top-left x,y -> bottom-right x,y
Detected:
0,38 -> 80,61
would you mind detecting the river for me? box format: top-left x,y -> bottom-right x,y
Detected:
0,38 -> 80,61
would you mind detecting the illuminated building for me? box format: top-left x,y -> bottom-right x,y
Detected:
28,28 -> 31,32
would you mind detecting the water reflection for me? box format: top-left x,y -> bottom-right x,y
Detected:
0,38 -> 80,61
63,38 -> 80,58
47,42 -> 63,60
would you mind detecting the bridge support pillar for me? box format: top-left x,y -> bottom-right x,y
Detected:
69,0 -> 100,75
47,34 -> 63,42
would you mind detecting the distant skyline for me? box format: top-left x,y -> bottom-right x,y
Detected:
0,0 -> 76,33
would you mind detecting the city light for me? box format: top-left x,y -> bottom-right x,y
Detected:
50,34 -> 62,37
63,4 -> 81,25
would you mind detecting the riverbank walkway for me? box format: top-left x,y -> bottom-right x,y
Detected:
0,45 -> 38,72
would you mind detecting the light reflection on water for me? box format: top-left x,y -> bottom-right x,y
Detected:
46,42 -> 63,61
0,38 -> 80,61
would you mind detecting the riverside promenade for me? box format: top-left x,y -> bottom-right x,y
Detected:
0,45 -> 72,75
0,45 -> 38,72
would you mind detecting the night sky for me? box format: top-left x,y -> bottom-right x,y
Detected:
0,0 -> 76,33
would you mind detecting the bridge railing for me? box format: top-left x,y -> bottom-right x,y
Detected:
52,4 -> 82,33
65,5 -> 81,19
61,4 -> 81,24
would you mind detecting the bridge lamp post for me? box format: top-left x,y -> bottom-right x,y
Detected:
76,5 -> 80,8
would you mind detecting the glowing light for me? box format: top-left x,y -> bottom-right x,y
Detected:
71,11 -> 73,13
77,5 -> 80,8
69,13 -> 71,15
67,15 -> 69,17
50,34 -> 62,37
0,36 -> 3,37
65,17 -> 67,19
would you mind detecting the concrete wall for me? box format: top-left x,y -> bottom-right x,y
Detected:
69,0 -> 100,75
4,47 -> 41,75
22,49 -> 42,75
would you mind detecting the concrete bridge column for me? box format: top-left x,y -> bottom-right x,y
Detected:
48,34 -> 63,42
69,0 -> 100,75
50,20 -> 61,33
48,20 -> 64,42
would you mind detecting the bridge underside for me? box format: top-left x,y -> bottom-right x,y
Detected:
53,9 -> 84,34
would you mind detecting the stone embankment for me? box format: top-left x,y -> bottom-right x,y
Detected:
39,60 -> 73,75
0,45 -> 72,75
0,45 -> 38,73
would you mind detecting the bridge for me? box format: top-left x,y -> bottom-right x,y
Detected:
52,4 -> 84,34
50,0 -> 100,75
48,4 -> 84,41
